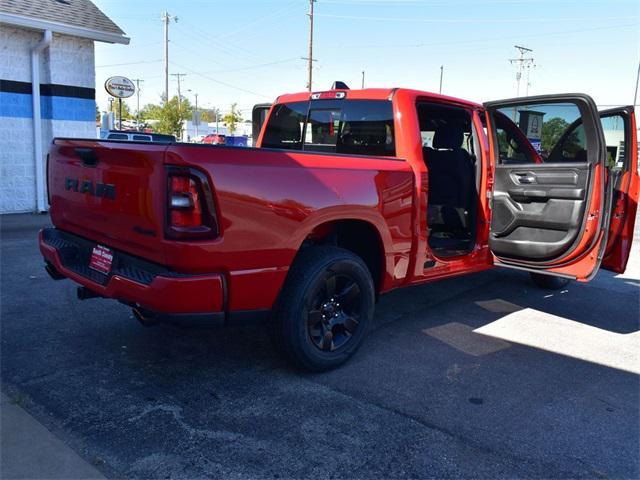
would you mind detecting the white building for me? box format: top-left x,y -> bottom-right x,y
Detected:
182,120 -> 253,143
0,0 -> 128,213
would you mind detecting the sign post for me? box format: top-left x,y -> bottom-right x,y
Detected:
104,76 -> 135,131
518,109 -> 545,153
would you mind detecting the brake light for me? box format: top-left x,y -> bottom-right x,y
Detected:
166,167 -> 218,240
170,176 -> 202,227
311,91 -> 346,100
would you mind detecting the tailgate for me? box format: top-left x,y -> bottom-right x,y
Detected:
48,139 -> 169,264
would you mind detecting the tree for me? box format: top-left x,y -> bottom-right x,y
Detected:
162,96 -> 193,137
139,96 -> 193,138
200,107 -> 220,123
109,99 -> 133,120
139,102 -> 163,122
541,117 -> 569,152
223,103 -> 243,134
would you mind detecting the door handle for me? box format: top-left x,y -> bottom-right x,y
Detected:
75,148 -> 98,167
515,173 -> 535,184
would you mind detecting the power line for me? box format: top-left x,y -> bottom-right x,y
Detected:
182,57 -> 300,75
335,22 -> 636,51
315,13 -> 637,23
96,59 -> 163,68
169,61 -> 271,99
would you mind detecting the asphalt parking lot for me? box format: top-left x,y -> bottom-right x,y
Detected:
1,213 -> 639,479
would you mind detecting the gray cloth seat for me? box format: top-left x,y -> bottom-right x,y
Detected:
339,122 -> 389,156
424,125 -> 474,232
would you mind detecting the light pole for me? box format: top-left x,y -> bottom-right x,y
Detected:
634,59 -> 640,106
133,78 -> 143,130
188,90 -> 199,139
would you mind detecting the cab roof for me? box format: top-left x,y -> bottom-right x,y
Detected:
275,88 -> 481,109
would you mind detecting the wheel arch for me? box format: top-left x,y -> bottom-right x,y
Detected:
294,217 -> 388,295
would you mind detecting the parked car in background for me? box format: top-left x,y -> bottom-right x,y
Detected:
100,130 -> 176,143
202,133 -> 226,145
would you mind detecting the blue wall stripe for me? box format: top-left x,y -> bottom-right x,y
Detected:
0,92 -> 95,122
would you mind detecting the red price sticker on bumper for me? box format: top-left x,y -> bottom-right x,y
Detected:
89,245 -> 113,274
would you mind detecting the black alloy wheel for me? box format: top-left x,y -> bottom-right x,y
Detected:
307,273 -> 362,352
271,246 -> 375,371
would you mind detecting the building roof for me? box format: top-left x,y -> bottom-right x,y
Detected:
0,0 -> 129,44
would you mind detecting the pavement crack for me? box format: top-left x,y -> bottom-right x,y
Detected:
127,404 -> 243,442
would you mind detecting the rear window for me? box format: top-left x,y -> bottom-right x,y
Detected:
132,134 -> 152,141
262,100 -> 396,157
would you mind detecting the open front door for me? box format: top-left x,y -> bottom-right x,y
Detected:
600,107 -> 639,273
484,94 -> 612,281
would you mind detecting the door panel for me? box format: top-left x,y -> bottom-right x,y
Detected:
491,163 -> 590,260
601,107 -> 639,273
485,94 -> 608,280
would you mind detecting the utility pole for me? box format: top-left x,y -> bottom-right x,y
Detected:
171,73 -> 186,140
132,78 -> 143,130
171,73 -> 186,109
194,92 -> 199,138
361,70 -> 365,89
509,45 -> 534,97
439,65 -> 443,94
306,0 -> 316,91
162,11 -> 177,102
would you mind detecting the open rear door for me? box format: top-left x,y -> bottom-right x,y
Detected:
484,94 -> 612,281
600,107 -> 639,273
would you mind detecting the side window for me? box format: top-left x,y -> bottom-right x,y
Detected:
335,101 -> 395,157
417,103 -> 476,160
107,133 -> 128,140
132,134 -> 152,141
494,112 -> 537,164
261,101 -> 307,150
600,114 -> 627,171
495,103 -> 587,164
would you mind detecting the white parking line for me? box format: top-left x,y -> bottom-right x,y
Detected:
474,308 -> 640,375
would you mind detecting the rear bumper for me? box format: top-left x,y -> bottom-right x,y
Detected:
39,228 -> 225,317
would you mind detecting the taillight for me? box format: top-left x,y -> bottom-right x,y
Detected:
166,167 -> 218,240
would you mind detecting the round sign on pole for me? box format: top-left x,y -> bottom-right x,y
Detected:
104,76 -> 135,98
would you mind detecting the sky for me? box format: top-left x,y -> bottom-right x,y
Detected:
92,0 -> 640,117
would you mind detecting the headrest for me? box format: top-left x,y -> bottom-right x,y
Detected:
433,126 -> 463,150
278,114 -> 301,141
343,121 -> 387,145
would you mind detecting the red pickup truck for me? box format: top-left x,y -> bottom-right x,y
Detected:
40,87 -> 638,370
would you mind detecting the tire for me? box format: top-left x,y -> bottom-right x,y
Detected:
530,272 -> 570,290
271,246 -> 375,372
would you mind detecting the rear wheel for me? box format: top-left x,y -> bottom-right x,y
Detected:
271,246 -> 375,371
530,272 -> 570,290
